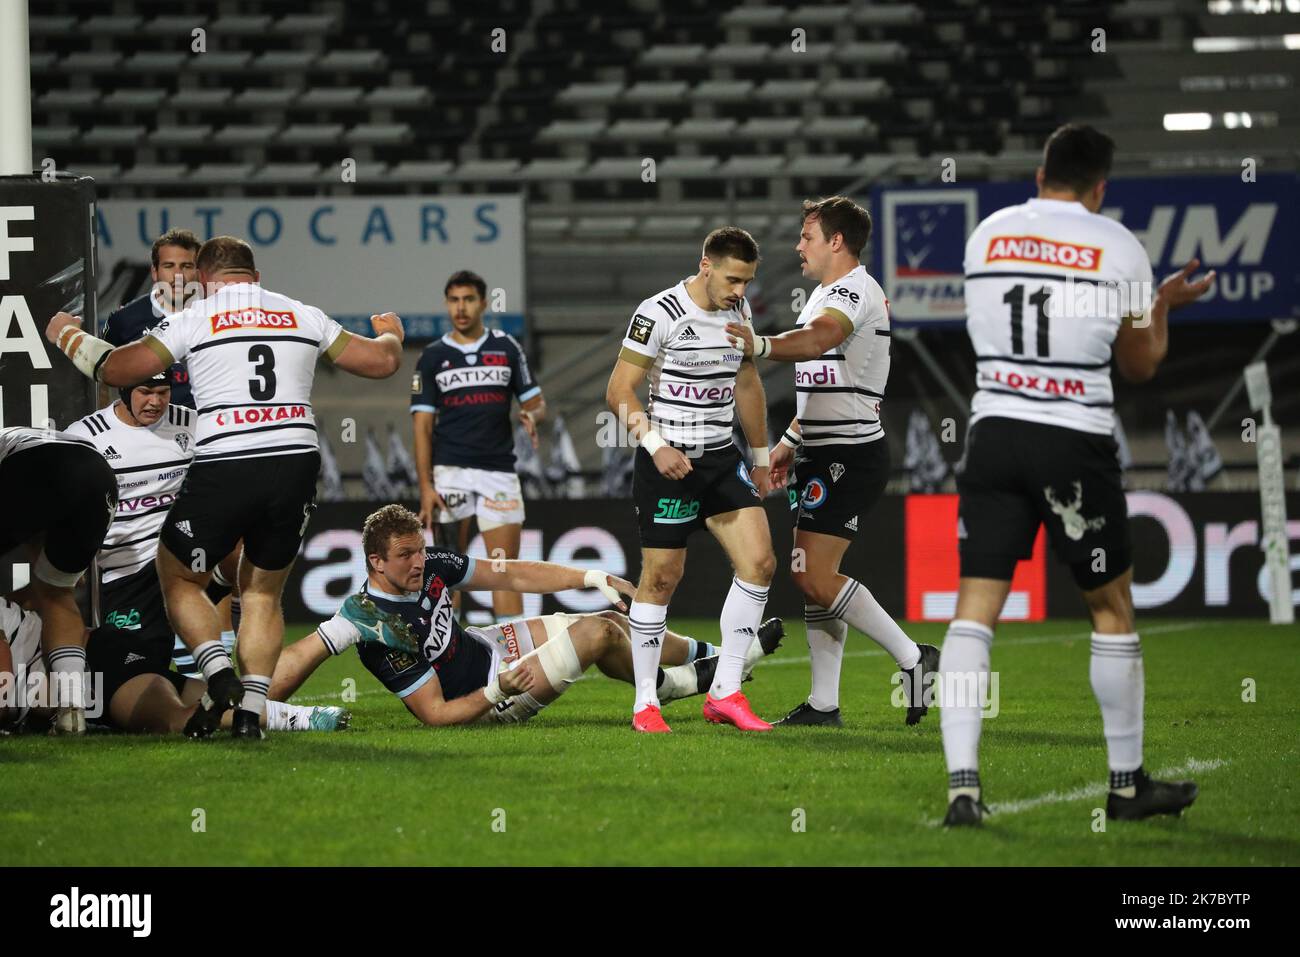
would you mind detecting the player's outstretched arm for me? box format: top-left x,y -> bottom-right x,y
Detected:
464,561 -> 635,610
1114,258 -> 1214,383
402,663 -> 534,726
725,312 -> 847,362
45,312 -> 166,386
330,312 -> 404,379
267,631 -> 334,701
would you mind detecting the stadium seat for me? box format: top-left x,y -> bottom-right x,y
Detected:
120,164 -> 190,185
363,87 -> 433,108
209,14 -> 274,35
253,163 -> 322,184
270,13 -> 338,35
233,89 -> 300,110
673,117 -> 740,141
556,83 -> 625,106
189,162 -> 258,183
39,89 -> 101,110
346,123 -> 411,145
387,160 -> 456,182
641,45 -> 708,68
122,52 -> 187,74
104,89 -> 168,111
517,158 -> 590,181
82,14 -> 145,36
624,81 -> 691,104
298,88 -> 365,110
278,124 -> 346,146
218,124 -> 284,145
83,125 -> 148,147
149,125 -> 214,147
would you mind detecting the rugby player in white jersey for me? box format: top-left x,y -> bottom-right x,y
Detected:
605,227 -> 782,733
47,235 -> 404,740
64,375 -> 347,734
0,426 -> 117,734
940,124 -> 1214,826
726,196 -> 938,728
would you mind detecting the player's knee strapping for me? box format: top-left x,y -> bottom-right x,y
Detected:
532,613 -> 585,691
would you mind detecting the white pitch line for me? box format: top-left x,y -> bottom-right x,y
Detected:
924,757 -> 1229,827
753,620 -> 1208,668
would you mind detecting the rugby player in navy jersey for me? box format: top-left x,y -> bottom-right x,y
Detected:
101,228 -> 200,409
411,271 -> 546,622
268,505 -> 783,727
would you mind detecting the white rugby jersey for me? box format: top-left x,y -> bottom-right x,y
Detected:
963,197 -> 1154,435
0,426 -> 96,464
143,283 -> 351,462
618,281 -> 751,450
66,402 -> 195,584
0,597 -> 43,726
793,265 -> 891,447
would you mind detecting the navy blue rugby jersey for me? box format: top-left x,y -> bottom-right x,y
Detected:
317,547 -> 491,701
409,329 -> 539,472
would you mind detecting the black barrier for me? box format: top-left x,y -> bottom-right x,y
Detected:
0,173 -> 99,595
284,493 -> 1295,624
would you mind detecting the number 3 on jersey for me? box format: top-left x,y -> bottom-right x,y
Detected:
248,344 -> 277,399
1002,284 -> 1052,358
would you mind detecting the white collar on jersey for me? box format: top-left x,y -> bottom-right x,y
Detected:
365,583 -> 420,603
441,329 -> 490,354
1026,197 -> 1090,215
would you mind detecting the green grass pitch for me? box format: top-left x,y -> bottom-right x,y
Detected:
2,618 -> 1296,866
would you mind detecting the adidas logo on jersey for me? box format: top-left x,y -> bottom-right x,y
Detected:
123,652 -> 146,665
174,519 -> 194,538
844,515 -> 859,532
103,445 -> 122,461
676,325 -> 700,342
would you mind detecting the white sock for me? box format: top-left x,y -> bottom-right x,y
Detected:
657,664 -> 698,702
628,600 -> 667,712
805,602 -> 848,711
46,646 -> 87,710
939,619 -> 993,800
832,577 -> 919,669
265,700 -> 315,731
1090,632 -> 1144,782
742,632 -> 768,678
220,629 -> 237,656
240,673 -> 271,718
193,640 -> 234,682
710,576 -> 769,699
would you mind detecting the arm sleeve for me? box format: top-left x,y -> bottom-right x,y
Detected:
316,612 -> 364,655
1126,239 -> 1156,317
409,348 -> 440,414
821,277 -> 874,332
305,305 -> 350,362
617,302 -> 666,369
425,547 -> 476,589
142,308 -> 192,364
506,334 -> 540,403
356,642 -> 435,699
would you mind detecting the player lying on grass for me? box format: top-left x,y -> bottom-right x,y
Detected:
0,595 -> 347,734
267,504 -> 783,727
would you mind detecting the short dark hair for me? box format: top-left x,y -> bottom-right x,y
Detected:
151,228 -> 200,269
702,226 -> 760,264
362,504 -> 423,572
196,236 -> 256,276
1041,124 -> 1115,195
444,270 -> 486,300
801,196 -> 872,258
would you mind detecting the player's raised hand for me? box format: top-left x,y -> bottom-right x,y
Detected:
498,663 -> 535,697
1157,259 -> 1216,310
724,321 -> 754,357
769,442 -> 794,489
370,312 -> 405,343
653,445 -> 692,479
46,311 -> 83,345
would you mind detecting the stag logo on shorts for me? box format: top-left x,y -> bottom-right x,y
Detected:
1043,480 -> 1106,541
